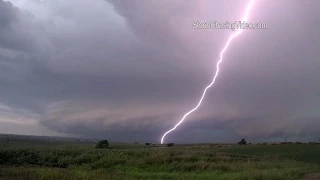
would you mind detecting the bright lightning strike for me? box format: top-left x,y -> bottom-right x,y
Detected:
161,0 -> 255,144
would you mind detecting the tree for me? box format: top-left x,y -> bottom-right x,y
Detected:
238,138 -> 247,145
96,140 -> 109,149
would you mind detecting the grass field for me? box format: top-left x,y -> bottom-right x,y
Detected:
0,136 -> 319,180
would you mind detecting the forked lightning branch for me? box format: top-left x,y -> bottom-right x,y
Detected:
193,20 -> 267,31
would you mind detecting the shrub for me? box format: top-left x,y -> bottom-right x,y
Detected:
166,143 -> 174,147
96,140 -> 109,149
238,138 -> 247,145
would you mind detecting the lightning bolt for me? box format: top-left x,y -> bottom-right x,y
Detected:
161,0 -> 255,144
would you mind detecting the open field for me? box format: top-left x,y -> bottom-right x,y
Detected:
0,135 -> 319,179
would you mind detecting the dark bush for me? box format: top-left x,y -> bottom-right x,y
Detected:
166,143 -> 174,147
96,140 -> 109,149
238,138 -> 247,145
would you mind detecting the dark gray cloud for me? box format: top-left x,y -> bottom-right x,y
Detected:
0,0 -> 319,143
0,0 -> 44,52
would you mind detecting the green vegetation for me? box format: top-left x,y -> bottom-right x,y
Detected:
0,136 -> 319,179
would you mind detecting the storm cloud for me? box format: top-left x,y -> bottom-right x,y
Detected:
0,0 -> 319,143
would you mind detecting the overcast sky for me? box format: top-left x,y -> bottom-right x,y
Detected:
0,0 -> 319,143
